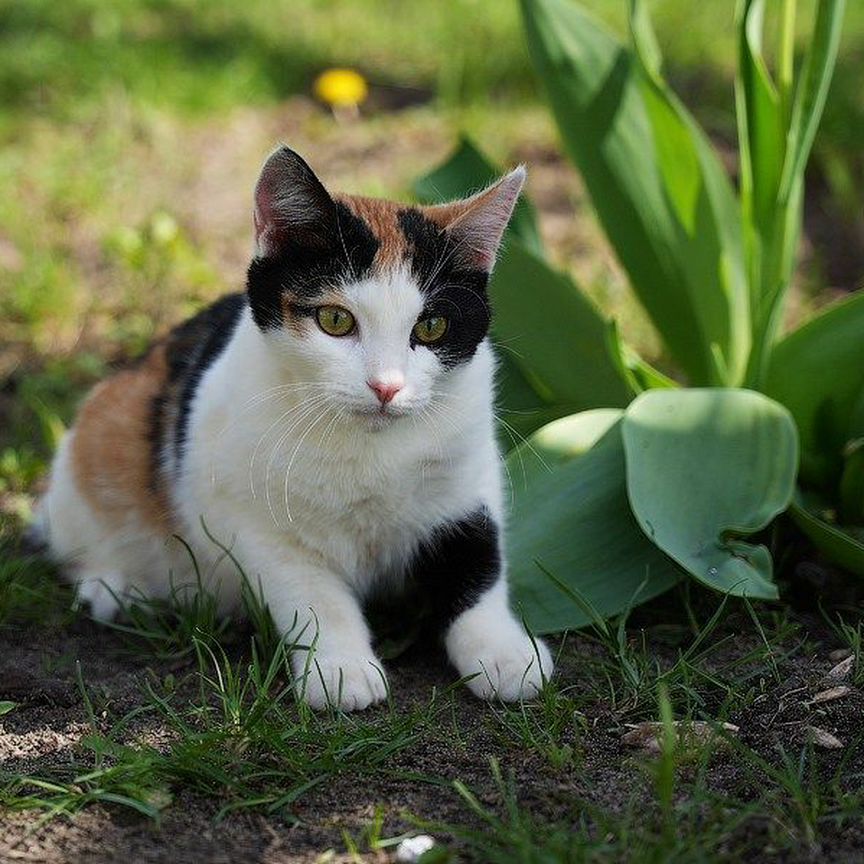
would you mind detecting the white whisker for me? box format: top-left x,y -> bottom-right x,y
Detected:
264,400 -> 335,529
281,403 -> 338,524
250,393 -> 332,500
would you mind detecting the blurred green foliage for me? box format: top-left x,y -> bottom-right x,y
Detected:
0,1 -> 861,123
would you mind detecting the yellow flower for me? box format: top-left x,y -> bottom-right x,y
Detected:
313,68 -> 369,108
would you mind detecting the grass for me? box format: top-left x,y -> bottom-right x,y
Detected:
0,538 -> 72,629
419,726 -> 864,862
2,638 -> 439,823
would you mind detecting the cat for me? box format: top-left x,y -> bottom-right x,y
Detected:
34,145 -> 553,710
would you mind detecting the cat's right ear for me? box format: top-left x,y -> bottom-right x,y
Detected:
253,146 -> 338,257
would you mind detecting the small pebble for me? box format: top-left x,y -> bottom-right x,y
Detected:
807,685 -> 852,705
826,655 -> 855,681
622,720 -> 738,754
808,727 -> 844,750
395,835 -> 436,863
829,648 -> 852,662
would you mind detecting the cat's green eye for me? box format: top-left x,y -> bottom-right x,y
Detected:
414,316 -> 448,344
316,305 -> 356,337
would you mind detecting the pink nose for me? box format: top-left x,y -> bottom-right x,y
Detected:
368,380 -> 402,405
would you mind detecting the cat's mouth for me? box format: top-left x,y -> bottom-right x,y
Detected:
351,405 -> 408,425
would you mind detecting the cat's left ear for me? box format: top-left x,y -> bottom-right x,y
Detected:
431,166 -> 526,272
253,146 -> 338,257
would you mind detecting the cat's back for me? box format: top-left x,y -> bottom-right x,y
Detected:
40,294 -> 247,556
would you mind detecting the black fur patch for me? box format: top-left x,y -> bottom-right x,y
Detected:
246,202 -> 379,330
172,293 -> 246,459
147,391 -> 168,494
147,293 -> 246,486
402,507 -> 501,626
398,208 -> 491,368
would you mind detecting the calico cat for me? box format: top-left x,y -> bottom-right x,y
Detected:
35,146 -> 553,710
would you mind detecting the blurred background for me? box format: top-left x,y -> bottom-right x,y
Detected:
1,0 -> 863,525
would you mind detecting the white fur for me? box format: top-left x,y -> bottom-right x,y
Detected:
40,266 -> 552,710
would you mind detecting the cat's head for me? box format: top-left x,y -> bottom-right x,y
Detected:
246,145 -> 524,424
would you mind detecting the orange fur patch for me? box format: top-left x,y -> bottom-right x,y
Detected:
339,195 -> 408,271
71,346 -> 173,532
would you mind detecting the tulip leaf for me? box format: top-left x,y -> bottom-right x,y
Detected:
764,291 -> 864,488
507,410 -> 684,634
520,0 -> 749,386
491,241 -> 630,414
495,351 -> 576,444
740,0 -> 846,384
789,495 -> 864,578
622,389 -> 798,598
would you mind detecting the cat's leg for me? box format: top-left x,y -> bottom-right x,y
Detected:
236,531 -> 386,711
74,570 -> 128,622
445,578 -> 553,701
412,508 -> 553,701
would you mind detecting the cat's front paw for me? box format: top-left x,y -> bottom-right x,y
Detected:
294,653 -> 388,711
75,572 -> 127,622
448,631 -> 553,702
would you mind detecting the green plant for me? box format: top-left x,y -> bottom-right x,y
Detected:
416,0 -> 860,632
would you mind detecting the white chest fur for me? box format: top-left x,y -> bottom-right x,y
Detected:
177,311 -> 502,597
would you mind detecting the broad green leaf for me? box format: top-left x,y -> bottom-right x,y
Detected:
492,241 -> 630,412
764,291 -> 864,487
789,497 -> 864,578
622,389 -> 798,598
495,350 -> 575,445
413,136 -> 543,256
507,411 -> 683,634
521,0 -> 749,386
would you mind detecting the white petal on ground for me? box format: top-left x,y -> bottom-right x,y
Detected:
395,834 -> 437,862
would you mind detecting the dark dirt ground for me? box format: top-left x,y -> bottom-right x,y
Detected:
1,567 -> 863,864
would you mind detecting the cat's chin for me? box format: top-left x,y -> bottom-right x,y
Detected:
350,406 -> 409,430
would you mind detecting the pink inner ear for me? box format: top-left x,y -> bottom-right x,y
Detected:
254,186 -> 279,249
471,246 -> 496,271
253,168 -> 290,255
252,146 -> 336,256
444,166 -> 526,272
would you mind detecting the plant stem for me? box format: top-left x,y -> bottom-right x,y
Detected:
779,0 -> 796,122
